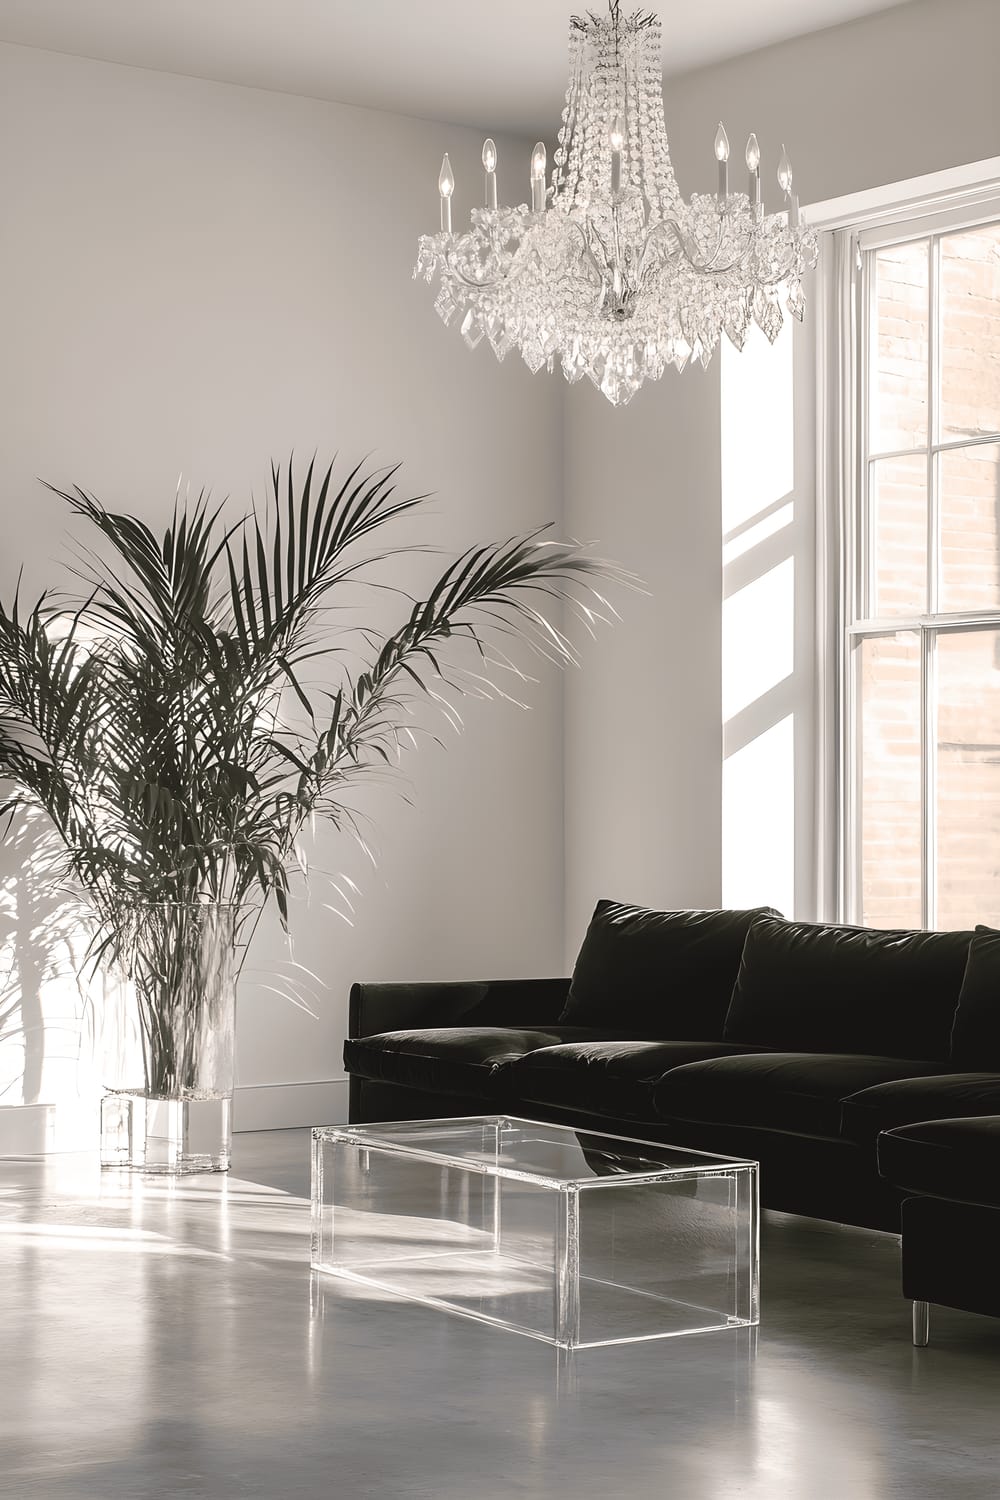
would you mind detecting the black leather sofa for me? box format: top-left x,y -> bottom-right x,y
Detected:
877,1115 -> 1000,1345
345,903 -> 1000,1325
870,928 -> 1000,1341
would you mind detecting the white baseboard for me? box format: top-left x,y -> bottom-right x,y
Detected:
233,1078 -> 350,1132
0,1081 -> 349,1154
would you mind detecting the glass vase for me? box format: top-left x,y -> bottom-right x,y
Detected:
100,903 -> 244,1174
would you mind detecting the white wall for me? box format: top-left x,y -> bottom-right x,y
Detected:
562,367 -> 724,944
0,42 -> 568,1134
563,0 -> 1000,959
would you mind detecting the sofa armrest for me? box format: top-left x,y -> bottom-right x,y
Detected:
348,977 -> 572,1040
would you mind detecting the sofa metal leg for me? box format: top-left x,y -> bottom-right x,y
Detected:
912,1300 -> 930,1347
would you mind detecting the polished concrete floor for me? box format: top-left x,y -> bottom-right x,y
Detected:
2,1129 -> 999,1500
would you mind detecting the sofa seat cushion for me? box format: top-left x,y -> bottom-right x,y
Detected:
559,901 -> 781,1038
506,1040 -> 764,1123
841,1073 -> 1000,1147
878,1116 -> 1000,1210
654,1052 -> 945,1139
723,915 -> 972,1061
343,1026 -> 627,1100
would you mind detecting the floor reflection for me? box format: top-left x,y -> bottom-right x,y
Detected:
0,1133 -> 998,1499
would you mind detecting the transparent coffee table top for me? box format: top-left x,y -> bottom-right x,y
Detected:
314,1115 -> 755,1187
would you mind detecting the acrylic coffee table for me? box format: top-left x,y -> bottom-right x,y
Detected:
311,1115 -> 758,1349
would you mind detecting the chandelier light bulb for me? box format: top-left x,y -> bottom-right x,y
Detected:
482,138 -> 498,209
715,122 -> 730,203
415,5 -> 818,406
438,153 -> 454,232
530,141 -> 547,213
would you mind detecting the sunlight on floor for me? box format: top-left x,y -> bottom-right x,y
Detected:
0,1158 -> 314,1266
0,1219 -> 228,1257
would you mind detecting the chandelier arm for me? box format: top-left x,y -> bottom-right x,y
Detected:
680,244 -> 806,278
440,214 -> 600,293
441,250 -> 513,292
637,215 -> 730,275
686,243 -> 809,281
639,216 -> 807,282
579,218 -> 616,285
758,248 -> 812,283
636,217 -> 685,276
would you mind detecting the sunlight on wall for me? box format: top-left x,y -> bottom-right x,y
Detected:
723,500 -> 795,565
721,321 -> 798,915
723,716 -> 795,918
721,322 -> 794,526
722,557 -> 794,722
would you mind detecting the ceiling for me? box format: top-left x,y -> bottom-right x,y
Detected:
0,0 -> 912,137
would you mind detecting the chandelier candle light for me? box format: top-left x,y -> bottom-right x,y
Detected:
415,2 -> 819,406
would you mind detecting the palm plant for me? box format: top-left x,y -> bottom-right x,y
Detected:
0,455 -> 627,1109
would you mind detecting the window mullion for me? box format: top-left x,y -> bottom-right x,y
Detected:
844,635 -> 860,925
927,236 -> 940,617
921,626 -> 937,930
929,234 -> 941,924
932,430 -> 1000,457
843,239 -> 867,925
923,237 -> 940,928
859,251 -> 874,621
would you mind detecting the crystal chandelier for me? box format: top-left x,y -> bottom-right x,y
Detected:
415,2 -> 819,406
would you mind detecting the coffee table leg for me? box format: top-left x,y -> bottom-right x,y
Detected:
555,1185 -> 581,1350
912,1300 -> 930,1347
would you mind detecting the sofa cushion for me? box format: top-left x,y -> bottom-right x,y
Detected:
723,915 -> 972,1061
950,927 -> 1000,1069
506,1039 -> 764,1123
878,1116 -> 1000,1210
654,1052 -> 946,1139
559,901 -> 781,1037
841,1072 -> 1000,1147
343,1026 -> 627,1100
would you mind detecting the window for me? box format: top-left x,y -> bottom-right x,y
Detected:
845,212 -> 1000,930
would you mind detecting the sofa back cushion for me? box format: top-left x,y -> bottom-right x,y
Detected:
558,901 -> 781,1039
951,927 -> 1000,1069
723,915 -> 971,1061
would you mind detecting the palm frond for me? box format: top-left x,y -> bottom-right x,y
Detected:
0,454 -> 635,942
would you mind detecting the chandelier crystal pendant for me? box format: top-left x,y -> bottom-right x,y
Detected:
414,2 -> 820,406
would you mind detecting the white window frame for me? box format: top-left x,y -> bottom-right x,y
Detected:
813,160 -> 1000,925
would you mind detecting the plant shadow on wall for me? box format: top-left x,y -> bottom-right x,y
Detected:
0,807 -> 96,1109
0,455 -> 635,1165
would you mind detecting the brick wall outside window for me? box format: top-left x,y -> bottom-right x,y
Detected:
858,221 -> 1000,931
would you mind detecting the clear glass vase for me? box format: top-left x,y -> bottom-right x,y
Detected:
100,903 -> 244,1174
